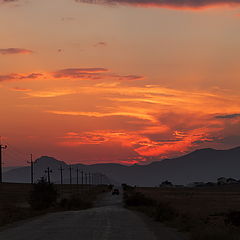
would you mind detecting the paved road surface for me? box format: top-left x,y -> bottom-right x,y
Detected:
0,189 -> 185,240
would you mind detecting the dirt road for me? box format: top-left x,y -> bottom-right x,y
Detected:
0,189 -> 185,240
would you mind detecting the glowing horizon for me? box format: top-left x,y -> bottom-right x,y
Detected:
1,0 -> 240,166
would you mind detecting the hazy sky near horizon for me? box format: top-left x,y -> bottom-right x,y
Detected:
1,0 -> 240,166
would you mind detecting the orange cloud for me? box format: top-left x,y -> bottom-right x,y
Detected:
10,87 -> 32,92
58,127 -> 216,160
46,109 -> 157,122
2,67 -> 239,163
42,83 -> 240,161
26,89 -> 76,98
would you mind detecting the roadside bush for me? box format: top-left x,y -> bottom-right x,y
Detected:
0,205 -> 30,226
225,211 -> 240,227
29,178 -> 58,210
59,194 -> 92,210
122,183 -> 135,191
124,192 -> 156,207
154,202 -> 178,222
191,226 -> 240,240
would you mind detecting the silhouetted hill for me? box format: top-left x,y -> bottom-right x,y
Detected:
3,147 -> 240,186
2,166 -> 21,173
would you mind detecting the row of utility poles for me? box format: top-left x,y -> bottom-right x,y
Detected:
0,141 -> 106,185
44,165 -> 105,185
26,154 -> 105,185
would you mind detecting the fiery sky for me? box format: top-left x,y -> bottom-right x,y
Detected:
1,0 -> 240,166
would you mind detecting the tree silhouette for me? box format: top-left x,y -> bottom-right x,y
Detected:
29,177 -> 58,210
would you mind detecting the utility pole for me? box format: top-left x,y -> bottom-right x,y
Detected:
27,154 -> 34,184
81,170 -> 84,185
100,174 -> 103,185
85,173 -> 88,185
45,167 -> 52,184
69,165 -> 72,185
0,141 -> 7,184
92,173 -> 94,185
95,173 -> 99,185
59,165 -> 64,185
88,172 -> 91,185
76,168 -> 79,184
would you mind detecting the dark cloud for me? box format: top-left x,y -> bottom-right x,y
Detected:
215,113 -> 240,119
0,73 -> 42,82
61,17 -> 75,21
0,68 -> 144,83
53,68 -> 144,81
75,0 -> 240,9
116,75 -> 144,80
94,41 -> 107,47
53,68 -> 109,78
0,0 -> 18,2
193,139 -> 214,144
0,48 -> 33,55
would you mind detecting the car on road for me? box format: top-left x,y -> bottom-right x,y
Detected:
112,189 -> 120,195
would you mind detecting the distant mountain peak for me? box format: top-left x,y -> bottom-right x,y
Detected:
35,156 -> 58,162
191,148 -> 216,154
230,146 -> 240,151
34,156 -> 66,166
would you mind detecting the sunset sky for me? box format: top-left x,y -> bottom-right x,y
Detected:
1,0 -> 240,166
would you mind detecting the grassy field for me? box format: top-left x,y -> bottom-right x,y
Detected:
0,183 -> 109,226
124,185 -> 240,240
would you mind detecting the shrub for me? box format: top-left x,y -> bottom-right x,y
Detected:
191,226 -> 240,240
122,183 -> 134,191
154,202 -> 178,222
124,192 -> 156,207
0,205 -> 30,226
225,211 -> 240,227
29,178 -> 58,210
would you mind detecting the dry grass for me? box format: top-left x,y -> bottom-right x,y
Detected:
128,185 -> 240,239
138,185 -> 240,221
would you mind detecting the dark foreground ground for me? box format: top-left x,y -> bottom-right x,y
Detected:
2,183 -> 240,240
125,185 -> 240,240
0,187 -> 186,240
0,183 -> 108,226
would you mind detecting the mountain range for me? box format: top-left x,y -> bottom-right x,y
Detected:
3,146 -> 240,186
